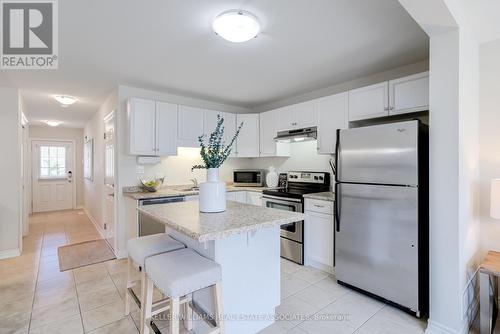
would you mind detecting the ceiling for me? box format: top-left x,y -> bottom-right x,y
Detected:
1,0 -> 429,128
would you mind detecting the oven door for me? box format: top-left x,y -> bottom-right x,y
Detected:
262,195 -> 303,242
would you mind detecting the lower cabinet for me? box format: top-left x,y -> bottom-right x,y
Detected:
304,199 -> 334,272
227,191 -> 247,203
246,192 -> 262,206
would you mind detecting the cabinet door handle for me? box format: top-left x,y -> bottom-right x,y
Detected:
389,106 -> 394,110
384,107 -> 389,111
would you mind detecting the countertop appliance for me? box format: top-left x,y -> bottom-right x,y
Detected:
233,169 -> 265,187
138,196 -> 185,236
335,120 -> 428,317
263,171 -> 330,264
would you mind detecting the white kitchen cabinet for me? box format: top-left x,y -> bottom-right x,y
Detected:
230,191 -> 247,203
246,191 -> 262,206
389,71 -> 429,115
348,81 -> 389,121
304,198 -> 334,272
235,114 -> 259,157
316,92 -> 348,155
127,98 -> 177,156
204,109 -> 221,136
259,110 -> 290,157
292,100 -> 317,128
155,101 -> 178,156
223,112 -> 237,157
178,105 -> 204,147
128,98 -> 156,155
278,101 -> 316,131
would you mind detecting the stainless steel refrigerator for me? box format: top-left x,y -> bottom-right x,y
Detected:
334,120 -> 428,317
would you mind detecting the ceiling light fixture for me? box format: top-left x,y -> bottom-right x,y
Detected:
212,10 -> 260,43
45,120 -> 61,127
53,95 -> 78,107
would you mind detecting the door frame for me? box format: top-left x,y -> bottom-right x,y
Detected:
103,110 -> 117,251
30,138 -> 77,212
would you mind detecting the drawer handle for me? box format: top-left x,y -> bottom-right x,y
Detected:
313,204 -> 325,208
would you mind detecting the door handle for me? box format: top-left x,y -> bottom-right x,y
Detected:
334,183 -> 340,232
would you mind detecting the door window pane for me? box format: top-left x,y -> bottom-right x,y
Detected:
39,145 -> 66,178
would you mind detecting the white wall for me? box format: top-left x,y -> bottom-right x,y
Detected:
479,39 -> 500,252
0,87 -> 21,258
29,125 -> 85,208
400,1 -> 482,333
83,90 -> 118,230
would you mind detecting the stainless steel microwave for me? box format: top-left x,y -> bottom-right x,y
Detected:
233,169 -> 265,187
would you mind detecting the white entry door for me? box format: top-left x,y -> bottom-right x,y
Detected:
32,140 -> 75,212
103,112 -> 116,249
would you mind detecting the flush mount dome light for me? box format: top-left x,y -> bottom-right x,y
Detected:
53,95 -> 78,107
212,10 -> 260,43
45,120 -> 61,127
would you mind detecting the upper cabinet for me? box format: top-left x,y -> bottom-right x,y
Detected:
155,101 -> 178,156
388,71 -> 429,115
236,114 -> 259,157
127,98 -> 178,156
348,71 -> 429,122
177,105 -> 204,147
278,100 -> 317,131
205,110 -> 237,157
259,110 -> 290,157
348,81 -> 389,121
316,92 -> 348,155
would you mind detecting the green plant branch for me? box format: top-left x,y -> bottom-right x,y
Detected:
191,114 -> 243,171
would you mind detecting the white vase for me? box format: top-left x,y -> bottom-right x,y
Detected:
199,168 -> 226,213
266,166 -> 279,188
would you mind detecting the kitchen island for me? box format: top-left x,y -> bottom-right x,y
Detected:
137,200 -> 304,334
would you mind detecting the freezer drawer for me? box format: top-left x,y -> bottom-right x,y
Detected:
335,183 -> 419,312
337,120 -> 419,185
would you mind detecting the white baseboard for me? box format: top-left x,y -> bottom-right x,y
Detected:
115,249 -> 128,259
425,319 -> 469,334
0,248 -> 21,260
82,207 -> 106,240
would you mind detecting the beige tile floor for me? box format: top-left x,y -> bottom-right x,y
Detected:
0,210 -> 428,334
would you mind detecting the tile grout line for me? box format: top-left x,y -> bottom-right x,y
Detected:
351,304 -> 387,333
26,222 -> 46,333
66,221 -> 86,334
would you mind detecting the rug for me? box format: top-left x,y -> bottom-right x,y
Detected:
58,239 -> 116,271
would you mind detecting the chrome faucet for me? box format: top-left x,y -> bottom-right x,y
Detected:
190,178 -> 198,188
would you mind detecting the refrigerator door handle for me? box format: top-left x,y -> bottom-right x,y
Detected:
334,182 -> 340,232
335,129 -> 341,182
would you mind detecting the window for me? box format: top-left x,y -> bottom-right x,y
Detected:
84,139 -> 94,181
40,145 -> 66,178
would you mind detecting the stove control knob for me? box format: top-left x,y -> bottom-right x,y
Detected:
319,176 -> 324,180
314,176 -> 319,180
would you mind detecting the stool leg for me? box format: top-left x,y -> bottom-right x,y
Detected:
170,297 -> 180,334
124,257 -> 132,315
214,283 -> 224,334
142,276 -> 154,334
183,293 -> 193,331
139,270 -> 147,334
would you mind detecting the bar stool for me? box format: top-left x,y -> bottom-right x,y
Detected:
125,234 -> 185,332
144,248 -> 224,334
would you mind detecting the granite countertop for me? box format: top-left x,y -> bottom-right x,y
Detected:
123,184 -> 275,200
137,201 -> 305,242
303,191 -> 335,202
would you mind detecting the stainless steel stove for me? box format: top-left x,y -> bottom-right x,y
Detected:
263,171 -> 330,264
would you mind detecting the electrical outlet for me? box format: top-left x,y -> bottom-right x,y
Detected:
136,165 -> 145,174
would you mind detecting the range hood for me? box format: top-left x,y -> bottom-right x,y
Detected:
274,126 -> 317,143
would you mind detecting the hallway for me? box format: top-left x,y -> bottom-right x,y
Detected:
0,210 -> 140,334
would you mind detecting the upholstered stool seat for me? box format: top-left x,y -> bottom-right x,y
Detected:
145,248 -> 221,298
127,233 -> 185,269
143,248 -> 224,334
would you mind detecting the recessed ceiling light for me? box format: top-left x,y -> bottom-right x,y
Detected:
45,120 -> 61,127
53,95 -> 78,106
212,10 -> 260,43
